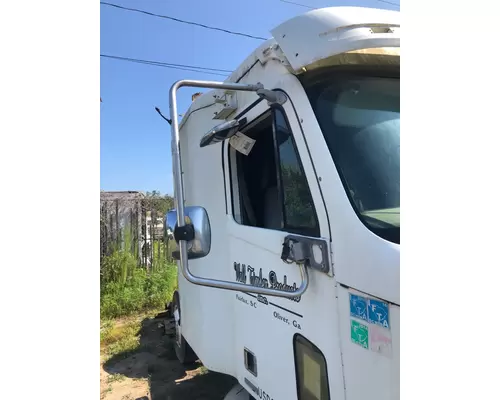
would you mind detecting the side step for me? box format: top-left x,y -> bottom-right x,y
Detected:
224,384 -> 252,400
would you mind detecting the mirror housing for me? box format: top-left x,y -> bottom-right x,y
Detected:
199,118 -> 246,148
165,206 -> 211,260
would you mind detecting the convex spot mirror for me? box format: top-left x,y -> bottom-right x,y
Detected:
199,118 -> 247,148
165,206 -> 211,260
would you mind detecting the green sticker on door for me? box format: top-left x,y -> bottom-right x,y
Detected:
350,319 -> 369,349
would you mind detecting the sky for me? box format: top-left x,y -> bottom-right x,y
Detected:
100,0 -> 398,196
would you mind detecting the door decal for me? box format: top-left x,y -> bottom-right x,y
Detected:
350,320 -> 369,349
348,292 -> 393,356
367,298 -> 390,329
234,262 -> 302,302
236,291 -> 303,331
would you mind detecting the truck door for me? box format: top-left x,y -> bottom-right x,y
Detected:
223,99 -> 345,400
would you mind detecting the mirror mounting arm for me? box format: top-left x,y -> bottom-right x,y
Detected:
257,89 -> 287,106
168,79 -> 309,299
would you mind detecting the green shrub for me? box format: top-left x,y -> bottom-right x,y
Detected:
100,250 -> 177,319
101,250 -> 137,286
144,265 -> 177,309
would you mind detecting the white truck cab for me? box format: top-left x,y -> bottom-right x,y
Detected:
165,6 -> 399,400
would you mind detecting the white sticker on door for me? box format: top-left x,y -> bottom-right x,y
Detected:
229,132 -> 255,155
369,325 -> 392,358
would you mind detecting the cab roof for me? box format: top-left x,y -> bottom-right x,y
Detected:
181,6 -> 399,127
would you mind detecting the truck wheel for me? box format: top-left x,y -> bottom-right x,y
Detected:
172,291 -> 198,365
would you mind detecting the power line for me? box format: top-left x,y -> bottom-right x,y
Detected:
279,0 -> 399,9
279,0 -> 314,9
373,0 -> 400,7
100,1 -> 267,41
101,54 -> 232,73
100,54 -> 230,76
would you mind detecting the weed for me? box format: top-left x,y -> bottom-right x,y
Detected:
101,257 -> 177,319
198,365 -> 209,375
101,319 -> 142,360
106,333 -> 139,359
100,319 -> 114,342
101,249 -> 137,286
107,373 -> 127,384
101,385 -> 112,398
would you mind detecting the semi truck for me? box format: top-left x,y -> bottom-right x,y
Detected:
165,6 -> 400,400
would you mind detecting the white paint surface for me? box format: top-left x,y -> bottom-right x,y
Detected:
174,6 -> 400,400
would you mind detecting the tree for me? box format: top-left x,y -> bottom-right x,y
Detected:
144,191 -> 175,216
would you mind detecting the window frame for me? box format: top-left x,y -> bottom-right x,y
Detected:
227,104 -> 320,238
272,105 -> 320,237
299,66 -> 400,244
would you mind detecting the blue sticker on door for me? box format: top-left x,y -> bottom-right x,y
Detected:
368,298 -> 390,329
349,293 -> 368,321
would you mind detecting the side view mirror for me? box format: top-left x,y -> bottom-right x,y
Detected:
199,118 -> 247,148
165,206 -> 211,260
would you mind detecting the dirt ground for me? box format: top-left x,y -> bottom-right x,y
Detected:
100,313 -> 237,400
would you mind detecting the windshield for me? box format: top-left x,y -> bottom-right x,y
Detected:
302,71 -> 400,244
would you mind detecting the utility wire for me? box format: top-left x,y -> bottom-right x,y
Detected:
279,0 -> 314,9
101,56 -> 228,76
279,0 -> 399,9
101,54 -> 232,73
373,0 -> 400,7
100,54 -> 230,76
100,1 -> 267,41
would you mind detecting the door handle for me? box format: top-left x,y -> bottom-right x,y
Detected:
281,235 -> 330,274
